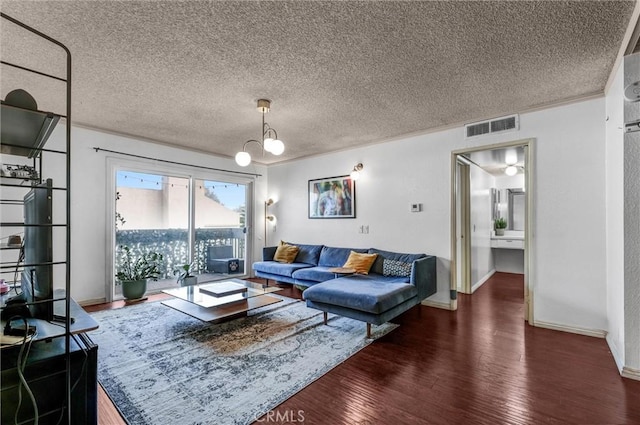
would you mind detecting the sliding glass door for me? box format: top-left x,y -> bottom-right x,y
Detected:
194,179 -> 247,278
114,169 -> 249,298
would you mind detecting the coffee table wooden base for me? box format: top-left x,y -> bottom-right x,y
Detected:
162,295 -> 282,322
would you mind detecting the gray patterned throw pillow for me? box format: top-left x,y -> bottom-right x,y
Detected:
382,259 -> 412,277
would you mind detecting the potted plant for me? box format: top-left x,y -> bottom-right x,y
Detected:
174,263 -> 197,287
115,245 -> 164,300
494,217 -> 507,236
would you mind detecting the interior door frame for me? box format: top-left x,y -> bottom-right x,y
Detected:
456,158 -> 472,294
449,138 -> 535,323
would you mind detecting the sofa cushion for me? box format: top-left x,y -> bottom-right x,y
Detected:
343,251 -> 377,274
369,248 -> 425,275
356,274 -> 411,284
252,261 -> 312,278
383,259 -> 412,277
292,266 -> 338,283
285,242 -> 323,266
274,242 -> 299,263
303,276 -> 417,314
318,246 -> 368,267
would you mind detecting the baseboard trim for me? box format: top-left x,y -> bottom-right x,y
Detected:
533,320 -> 607,338
606,334 -> 625,373
622,366 -> 640,381
471,269 -> 496,293
606,336 -> 640,381
78,297 -> 107,307
421,299 -> 454,310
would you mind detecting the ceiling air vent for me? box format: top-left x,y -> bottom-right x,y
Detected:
466,121 -> 490,137
465,114 -> 519,138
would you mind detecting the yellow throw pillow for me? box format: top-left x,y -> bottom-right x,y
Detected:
274,242 -> 299,264
342,251 -> 378,274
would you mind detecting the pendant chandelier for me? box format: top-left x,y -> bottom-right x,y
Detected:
235,99 -> 284,167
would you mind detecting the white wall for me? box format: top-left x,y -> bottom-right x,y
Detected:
606,52 -> 640,379
624,126 -> 640,376
469,164 -> 495,288
58,126 -> 267,303
623,52 -> 640,377
605,59 -> 625,370
495,174 -> 525,190
267,97 -> 608,333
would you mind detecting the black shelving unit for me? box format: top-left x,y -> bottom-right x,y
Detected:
0,12 -> 77,425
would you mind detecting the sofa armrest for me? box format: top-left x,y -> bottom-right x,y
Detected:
411,255 -> 437,301
263,246 -> 278,261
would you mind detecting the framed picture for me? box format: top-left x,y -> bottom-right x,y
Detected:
308,175 -> 356,218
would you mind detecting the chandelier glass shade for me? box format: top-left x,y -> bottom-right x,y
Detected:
235,99 -> 285,167
235,151 -> 251,167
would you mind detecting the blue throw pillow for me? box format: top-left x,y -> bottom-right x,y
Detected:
382,259 -> 412,277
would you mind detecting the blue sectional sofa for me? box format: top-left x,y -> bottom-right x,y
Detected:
253,243 -> 437,337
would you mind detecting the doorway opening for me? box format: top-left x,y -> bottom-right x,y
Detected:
450,139 -> 534,322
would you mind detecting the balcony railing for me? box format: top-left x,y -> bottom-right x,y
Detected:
115,227 -> 245,279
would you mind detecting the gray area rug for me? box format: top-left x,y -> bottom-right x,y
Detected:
89,296 -> 397,425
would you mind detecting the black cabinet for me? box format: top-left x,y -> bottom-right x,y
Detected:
1,334 -> 98,425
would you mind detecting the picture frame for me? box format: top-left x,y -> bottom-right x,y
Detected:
308,175 -> 356,219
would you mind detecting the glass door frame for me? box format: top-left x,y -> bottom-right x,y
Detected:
106,157 -> 254,302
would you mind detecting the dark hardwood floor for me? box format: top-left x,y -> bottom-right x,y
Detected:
87,274 -> 640,425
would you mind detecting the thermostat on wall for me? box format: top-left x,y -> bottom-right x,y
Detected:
411,203 -> 422,212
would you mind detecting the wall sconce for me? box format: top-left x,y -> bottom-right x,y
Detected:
350,163 -> 363,180
264,198 -> 276,245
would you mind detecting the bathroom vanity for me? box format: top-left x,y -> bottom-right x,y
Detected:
491,230 -> 524,274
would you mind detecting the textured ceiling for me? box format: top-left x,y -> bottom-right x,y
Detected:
0,1 -> 637,164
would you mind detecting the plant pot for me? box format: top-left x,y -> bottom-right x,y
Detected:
121,279 -> 147,300
495,229 -> 505,236
181,276 -> 198,287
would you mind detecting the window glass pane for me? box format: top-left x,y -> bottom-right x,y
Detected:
194,179 -> 246,278
115,171 -> 189,295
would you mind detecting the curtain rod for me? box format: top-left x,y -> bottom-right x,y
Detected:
92,147 -> 262,178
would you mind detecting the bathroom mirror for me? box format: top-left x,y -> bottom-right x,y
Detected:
507,188 -> 525,230
492,187 -> 525,231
